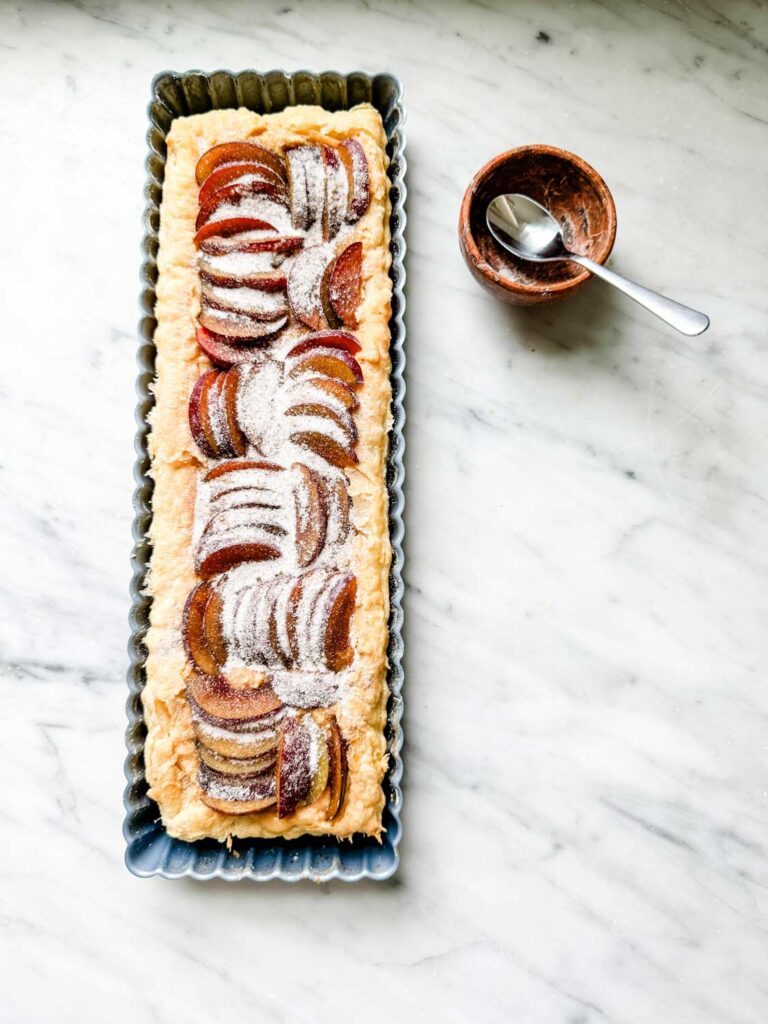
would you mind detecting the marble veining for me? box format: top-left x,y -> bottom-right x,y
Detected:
1,1 -> 767,1022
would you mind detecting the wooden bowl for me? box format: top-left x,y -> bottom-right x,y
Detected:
459,144 -> 617,306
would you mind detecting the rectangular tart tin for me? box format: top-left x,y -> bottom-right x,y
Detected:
124,70 -> 406,882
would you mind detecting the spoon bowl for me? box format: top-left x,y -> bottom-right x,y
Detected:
486,192 -> 710,336
486,193 -> 572,262
458,144 -> 617,305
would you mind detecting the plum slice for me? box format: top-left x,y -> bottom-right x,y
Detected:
321,572 -> 357,671
207,371 -> 235,458
199,305 -> 288,340
193,217 -> 276,248
284,403 -> 357,446
182,582 -> 223,678
198,762 -> 278,815
221,366 -> 247,457
286,331 -> 361,358
322,145 -> 348,241
199,230 -> 304,257
267,594 -> 293,670
292,462 -> 327,568
201,588 -> 228,668
319,258 -> 342,329
295,375 -> 360,413
287,347 -> 364,388
196,743 -> 277,777
321,475 -> 352,546
195,141 -> 287,186
339,138 -> 370,221
195,179 -> 289,232
188,369 -> 220,458
290,431 -> 358,470
303,147 -> 327,228
202,282 -> 288,322
187,670 -> 283,722
326,714 -> 349,820
205,459 -> 283,481
196,326 -> 270,367
285,570 -> 328,665
196,535 -> 282,579
286,243 -> 334,330
276,716 -> 313,817
285,147 -> 309,231
329,241 -> 363,328
198,161 -> 287,206
199,266 -> 288,291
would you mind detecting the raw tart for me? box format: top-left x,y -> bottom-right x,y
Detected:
143,104 -> 393,842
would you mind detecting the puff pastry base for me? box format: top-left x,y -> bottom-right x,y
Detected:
143,104 -> 392,841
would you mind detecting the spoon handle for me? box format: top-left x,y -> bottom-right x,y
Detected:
569,254 -> 710,336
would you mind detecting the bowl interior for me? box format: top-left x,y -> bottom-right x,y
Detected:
468,148 -> 614,292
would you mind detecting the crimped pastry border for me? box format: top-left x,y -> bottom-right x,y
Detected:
143,104 -> 392,842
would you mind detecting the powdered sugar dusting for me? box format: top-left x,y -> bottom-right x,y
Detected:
206,196 -> 294,235
189,136 -> 371,756
216,567 -> 353,675
203,282 -> 288,318
272,670 -> 343,709
199,250 -> 288,277
286,243 -> 333,327
236,360 -> 283,454
198,762 -> 276,802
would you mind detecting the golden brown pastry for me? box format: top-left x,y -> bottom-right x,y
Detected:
143,105 -> 392,842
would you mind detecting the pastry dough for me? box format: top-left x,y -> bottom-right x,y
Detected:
143,105 -> 392,841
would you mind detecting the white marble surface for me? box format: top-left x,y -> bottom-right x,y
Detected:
2,0 -> 768,1021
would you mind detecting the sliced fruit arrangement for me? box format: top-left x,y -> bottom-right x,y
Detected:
188,330 -> 363,472
194,143 -> 293,347
188,673 -> 283,813
188,686 -> 286,758
283,332 -> 363,468
189,365 -> 248,458
213,568 -> 357,673
185,658 -> 347,818
192,137 -> 369,352
276,714 -> 325,817
180,137 -> 372,822
285,139 -> 370,236
287,241 -> 363,330
285,146 -> 325,232
195,178 -> 289,232
186,569 -> 354,679
194,706 -> 346,820
195,460 -> 286,577
193,458 -> 345,576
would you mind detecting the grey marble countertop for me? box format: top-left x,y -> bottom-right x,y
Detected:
2,1 -> 767,1022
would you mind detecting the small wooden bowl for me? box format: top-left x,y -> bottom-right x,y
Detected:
459,144 -> 617,306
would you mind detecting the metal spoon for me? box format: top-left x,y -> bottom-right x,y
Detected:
486,193 -> 710,336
